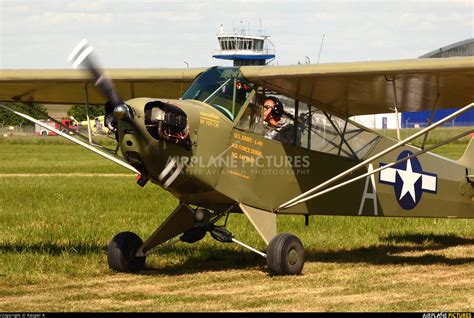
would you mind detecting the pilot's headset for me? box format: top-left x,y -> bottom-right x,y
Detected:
265,96 -> 284,121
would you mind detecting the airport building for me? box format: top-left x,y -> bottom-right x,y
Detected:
401,38 -> 474,128
354,38 -> 474,129
212,24 -> 275,66
419,38 -> 474,58
212,27 -> 473,129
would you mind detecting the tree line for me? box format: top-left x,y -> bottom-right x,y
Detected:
0,103 -> 104,127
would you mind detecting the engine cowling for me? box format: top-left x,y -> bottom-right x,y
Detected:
144,101 -> 191,150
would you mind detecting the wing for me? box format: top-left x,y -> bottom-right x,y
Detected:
0,68 -> 206,104
241,57 -> 474,118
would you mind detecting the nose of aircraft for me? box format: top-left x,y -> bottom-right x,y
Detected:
69,40 -> 196,190
114,104 -> 130,120
113,97 -> 198,190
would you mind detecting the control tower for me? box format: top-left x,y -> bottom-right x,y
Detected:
212,24 -> 275,66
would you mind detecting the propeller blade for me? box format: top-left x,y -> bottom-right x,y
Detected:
68,39 -> 123,108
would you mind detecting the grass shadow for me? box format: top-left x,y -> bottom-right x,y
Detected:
0,241 -> 106,256
0,240 -> 265,275
142,233 -> 474,275
380,232 -> 474,246
306,233 -> 474,266
1,233 -> 472,275
141,246 -> 266,276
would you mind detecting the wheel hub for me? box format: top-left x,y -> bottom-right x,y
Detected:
288,249 -> 298,265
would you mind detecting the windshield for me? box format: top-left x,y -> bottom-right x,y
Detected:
181,67 -> 254,120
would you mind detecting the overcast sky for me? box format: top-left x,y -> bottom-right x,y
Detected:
0,0 -> 472,69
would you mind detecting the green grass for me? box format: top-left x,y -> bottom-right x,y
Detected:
375,127 -> 473,160
0,135 -> 117,146
376,127 -> 473,144
377,127 -> 472,150
0,144 -> 125,174
0,133 -> 473,312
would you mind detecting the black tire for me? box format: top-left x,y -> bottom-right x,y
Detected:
107,231 -> 146,273
266,233 -> 305,276
41,131 -> 47,136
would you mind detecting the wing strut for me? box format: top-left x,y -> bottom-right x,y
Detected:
279,128 -> 473,211
14,101 -> 91,143
84,83 -> 93,145
421,91 -> 440,150
277,102 -> 474,211
389,76 -> 401,141
0,103 -> 140,175
15,100 -> 120,156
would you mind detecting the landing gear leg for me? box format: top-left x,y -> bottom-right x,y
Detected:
107,203 -> 195,273
210,226 -> 267,258
210,228 -> 306,275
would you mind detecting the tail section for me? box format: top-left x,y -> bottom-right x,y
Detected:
458,138 -> 474,171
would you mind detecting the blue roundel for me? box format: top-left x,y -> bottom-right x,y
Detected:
379,150 -> 438,211
393,151 -> 423,210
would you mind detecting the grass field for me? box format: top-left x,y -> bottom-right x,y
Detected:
0,131 -> 473,312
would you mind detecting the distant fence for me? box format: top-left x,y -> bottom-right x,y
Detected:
0,125 -> 35,137
401,108 -> 474,128
1,124 -> 473,141
402,121 -> 474,129
0,125 -> 107,137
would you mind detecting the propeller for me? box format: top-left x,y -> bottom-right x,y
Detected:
68,40 -> 150,186
68,39 -> 129,121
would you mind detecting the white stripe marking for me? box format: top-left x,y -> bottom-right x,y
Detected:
380,167 -> 397,183
72,46 -> 94,68
422,174 -> 437,192
68,39 -> 89,62
163,163 -> 183,188
159,157 -> 177,181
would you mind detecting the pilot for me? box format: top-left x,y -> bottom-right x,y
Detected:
263,96 -> 298,144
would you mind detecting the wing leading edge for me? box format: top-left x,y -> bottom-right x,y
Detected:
0,68 -> 206,105
241,57 -> 474,118
1,57 -> 473,117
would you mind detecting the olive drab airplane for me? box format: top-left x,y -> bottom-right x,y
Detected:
0,40 -> 473,275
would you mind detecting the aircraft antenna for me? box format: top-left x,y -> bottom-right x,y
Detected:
317,34 -> 325,64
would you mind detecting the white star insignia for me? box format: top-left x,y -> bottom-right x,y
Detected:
379,156 -> 437,207
396,159 -> 421,203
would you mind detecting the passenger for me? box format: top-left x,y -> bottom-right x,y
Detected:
263,96 -> 299,144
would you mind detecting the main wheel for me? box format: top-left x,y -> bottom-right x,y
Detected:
266,233 -> 305,276
107,231 -> 146,273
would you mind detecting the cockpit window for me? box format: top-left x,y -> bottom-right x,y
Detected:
181,67 -> 254,120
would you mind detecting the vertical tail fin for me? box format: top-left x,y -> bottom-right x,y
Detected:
458,138 -> 474,170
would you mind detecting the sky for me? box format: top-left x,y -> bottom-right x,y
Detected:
0,0 -> 473,69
